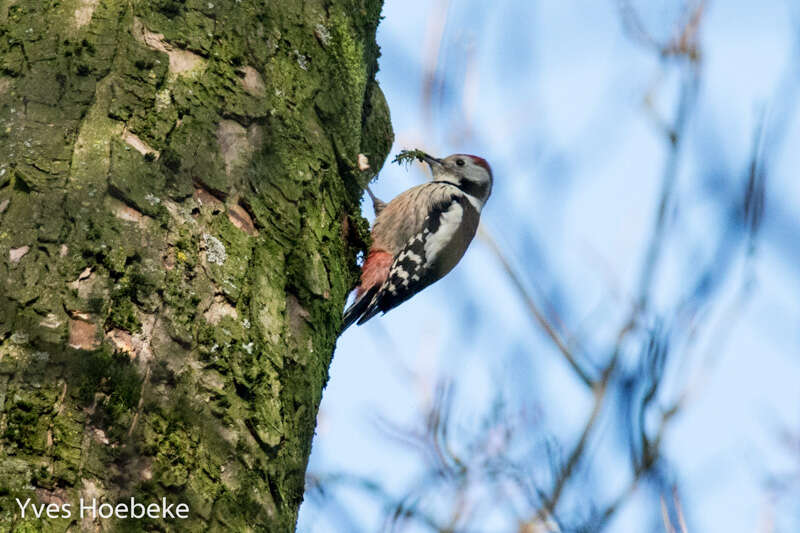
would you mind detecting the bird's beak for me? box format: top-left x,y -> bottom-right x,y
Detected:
420,152 -> 442,168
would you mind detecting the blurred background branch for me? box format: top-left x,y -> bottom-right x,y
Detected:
301,0 -> 800,531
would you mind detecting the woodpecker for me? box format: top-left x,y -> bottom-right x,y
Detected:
342,152 -> 493,330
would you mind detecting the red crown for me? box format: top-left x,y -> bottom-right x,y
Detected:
466,155 -> 492,176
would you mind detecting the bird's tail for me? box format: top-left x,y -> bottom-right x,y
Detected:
341,285 -> 379,333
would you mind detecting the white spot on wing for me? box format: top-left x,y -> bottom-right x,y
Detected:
465,194 -> 483,213
424,202 -> 463,260
397,250 -> 423,264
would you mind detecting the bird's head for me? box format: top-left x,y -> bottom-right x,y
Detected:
421,153 -> 493,209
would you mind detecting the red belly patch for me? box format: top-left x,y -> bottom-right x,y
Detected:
357,249 -> 393,296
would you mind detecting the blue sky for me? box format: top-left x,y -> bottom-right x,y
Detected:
299,1 -> 800,531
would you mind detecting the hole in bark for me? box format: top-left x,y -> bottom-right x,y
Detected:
81,39 -> 96,55
158,0 -> 186,18
124,252 -> 142,267
14,175 -> 31,193
134,59 -> 154,70
160,148 -> 181,172
233,379 -> 254,401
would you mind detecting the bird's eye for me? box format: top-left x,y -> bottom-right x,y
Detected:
456,159 -> 465,166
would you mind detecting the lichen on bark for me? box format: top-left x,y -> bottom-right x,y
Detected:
0,0 -> 392,530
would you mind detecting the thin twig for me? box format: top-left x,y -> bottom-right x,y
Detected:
635,71 -> 700,309
535,357 -> 618,521
479,225 -> 595,388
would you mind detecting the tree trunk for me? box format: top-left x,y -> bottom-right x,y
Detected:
0,0 -> 392,530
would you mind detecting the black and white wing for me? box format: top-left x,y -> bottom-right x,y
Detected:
356,194 -> 480,325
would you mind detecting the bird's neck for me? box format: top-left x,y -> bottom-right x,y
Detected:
434,178 -> 487,213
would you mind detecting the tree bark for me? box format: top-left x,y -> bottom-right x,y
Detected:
0,0 -> 392,530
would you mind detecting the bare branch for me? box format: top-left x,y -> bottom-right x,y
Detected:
479,225 -> 595,388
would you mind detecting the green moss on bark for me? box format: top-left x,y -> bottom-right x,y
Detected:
0,0 -> 392,530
